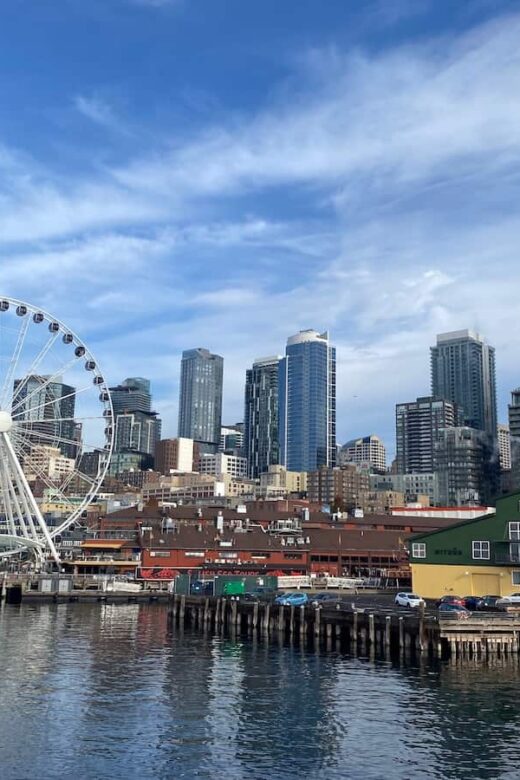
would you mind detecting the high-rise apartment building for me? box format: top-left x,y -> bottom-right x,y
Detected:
110,377 -> 151,414
339,434 -> 386,473
498,423 -> 512,472
110,377 -> 162,467
307,464 -> 369,509
13,375 -> 77,459
279,330 -> 336,472
396,396 -> 461,474
434,427 -> 498,506
178,348 -> 223,453
244,356 -> 280,478
431,330 -> 497,437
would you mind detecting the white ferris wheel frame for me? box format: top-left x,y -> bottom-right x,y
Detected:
0,296 -> 114,563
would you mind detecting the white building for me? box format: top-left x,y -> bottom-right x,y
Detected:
24,445 -> 75,482
198,452 -> 247,479
340,435 -> 386,472
498,423 -> 512,471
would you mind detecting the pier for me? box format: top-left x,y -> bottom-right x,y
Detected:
167,595 -> 520,659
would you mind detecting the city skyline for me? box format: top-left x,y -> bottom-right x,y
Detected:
1,1 -> 520,454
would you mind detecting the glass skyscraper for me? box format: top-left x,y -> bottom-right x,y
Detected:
178,348 -> 223,452
430,330 -> 497,438
278,330 -> 336,472
244,356 -> 280,478
13,375 -> 77,459
109,377 -> 161,463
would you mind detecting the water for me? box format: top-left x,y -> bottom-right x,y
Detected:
1,603 -> 519,780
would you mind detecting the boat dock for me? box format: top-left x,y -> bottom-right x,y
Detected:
168,594 -> 520,659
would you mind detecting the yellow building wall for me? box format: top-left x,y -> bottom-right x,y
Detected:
411,563 -> 520,599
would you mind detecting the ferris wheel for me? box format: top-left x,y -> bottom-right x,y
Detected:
0,297 -> 114,564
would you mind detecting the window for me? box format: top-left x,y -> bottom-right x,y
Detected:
472,541 -> 490,560
513,571 -> 520,586
412,543 -> 426,559
509,522 -> 520,540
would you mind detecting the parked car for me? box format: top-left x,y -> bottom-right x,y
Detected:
310,593 -> 340,607
274,592 -> 308,607
435,595 -> 464,608
477,595 -> 501,611
190,580 -> 214,596
462,596 -> 483,611
496,593 -> 520,608
438,603 -> 471,619
239,590 -> 275,603
395,592 -> 425,608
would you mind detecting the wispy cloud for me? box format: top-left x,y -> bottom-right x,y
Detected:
1,10 -> 519,445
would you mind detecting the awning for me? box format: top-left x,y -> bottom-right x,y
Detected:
81,540 -> 126,550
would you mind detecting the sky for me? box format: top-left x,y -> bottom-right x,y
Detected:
1,0 -> 519,457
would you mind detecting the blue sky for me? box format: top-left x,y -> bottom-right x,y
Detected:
1,0 -> 519,456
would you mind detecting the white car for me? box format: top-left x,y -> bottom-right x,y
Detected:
496,593 -> 520,608
395,592 -> 425,608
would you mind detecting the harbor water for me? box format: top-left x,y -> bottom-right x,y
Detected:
1,602 -> 519,780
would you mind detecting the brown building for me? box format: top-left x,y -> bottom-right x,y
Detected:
307,464 -> 370,510
155,437 -> 197,475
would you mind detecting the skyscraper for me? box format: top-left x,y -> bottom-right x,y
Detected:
13,375 -> 77,459
178,348 -> 223,453
509,388 -> 520,489
110,377 -> 151,414
109,377 -> 161,468
434,427 -> 498,506
278,330 -> 336,472
244,356 -> 280,479
430,330 -> 497,437
396,396 -> 461,474
339,434 -> 386,473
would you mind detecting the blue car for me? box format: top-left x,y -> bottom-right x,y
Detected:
274,592 -> 308,607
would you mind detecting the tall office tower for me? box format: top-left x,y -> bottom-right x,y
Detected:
498,423 -> 512,472
109,377 -> 161,467
434,427 -> 499,506
110,377 -> 151,415
430,330 -> 497,437
279,330 -> 336,472
13,375 -> 77,458
178,348 -> 223,453
339,434 -> 386,473
396,396 -> 461,474
219,424 -> 244,455
244,356 -> 280,478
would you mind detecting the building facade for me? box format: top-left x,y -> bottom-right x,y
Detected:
307,464 -> 370,510
434,426 -> 498,506
371,472 -> 439,507
279,330 -> 336,472
509,389 -> 520,491
339,435 -> 386,472
430,330 -> 497,438
198,452 -> 248,479
13,375 -> 77,459
498,423 -> 512,472
110,377 -> 162,467
155,438 -> 195,475
178,348 -> 223,452
110,377 -> 151,414
396,396 -> 461,474
409,491 -> 520,598
244,356 -> 280,478
219,424 -> 244,455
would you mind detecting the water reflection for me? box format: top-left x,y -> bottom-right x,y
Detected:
0,603 -> 520,779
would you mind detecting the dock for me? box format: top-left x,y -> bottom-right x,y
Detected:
167,595 -> 520,659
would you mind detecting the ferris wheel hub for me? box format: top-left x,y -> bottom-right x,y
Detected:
0,411 -> 13,433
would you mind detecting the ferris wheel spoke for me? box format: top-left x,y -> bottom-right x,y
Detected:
12,427 -> 82,450
2,462 -> 31,540
0,447 -> 17,536
9,430 -> 76,494
11,382 -> 97,421
1,431 -> 60,562
10,353 -> 83,416
16,415 -> 107,425
0,315 -> 30,410
9,331 -> 60,410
